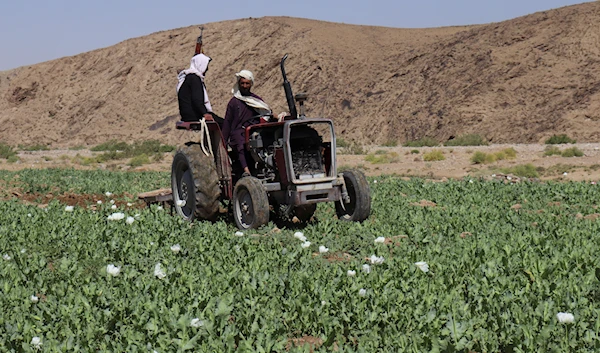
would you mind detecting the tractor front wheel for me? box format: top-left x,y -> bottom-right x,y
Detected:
171,143 -> 221,222
233,177 -> 270,230
335,170 -> 371,222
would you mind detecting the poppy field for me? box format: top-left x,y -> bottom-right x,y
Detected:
1,169 -> 600,352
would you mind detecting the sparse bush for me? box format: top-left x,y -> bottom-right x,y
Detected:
152,152 -> 166,162
336,138 -> 349,148
471,149 -> 517,164
423,149 -> 445,161
18,144 -> 49,151
90,140 -> 176,161
501,164 -> 539,178
545,134 -> 576,144
540,164 -> 575,176
338,141 -> 365,155
403,137 -> 439,147
382,140 -> 398,147
7,155 -> 19,163
129,154 -> 150,167
410,149 -> 420,154
69,145 -> 86,151
501,148 -> 517,159
544,146 -> 562,156
471,151 -> 495,164
444,134 -> 488,146
0,143 -> 17,160
561,147 -> 584,157
365,152 -> 399,164
91,140 -> 129,152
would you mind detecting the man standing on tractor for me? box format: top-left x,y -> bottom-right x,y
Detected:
222,69 -> 272,177
176,53 -> 223,127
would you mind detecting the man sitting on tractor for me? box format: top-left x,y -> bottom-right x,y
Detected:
176,53 -> 223,127
222,69 -> 272,177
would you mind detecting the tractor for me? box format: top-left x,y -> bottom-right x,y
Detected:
171,54 -> 371,230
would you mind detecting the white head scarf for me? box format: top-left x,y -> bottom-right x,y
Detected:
232,70 -> 271,116
177,53 -> 213,112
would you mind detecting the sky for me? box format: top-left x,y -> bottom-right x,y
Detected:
0,0 -> 593,71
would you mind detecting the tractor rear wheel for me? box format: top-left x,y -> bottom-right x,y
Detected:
335,170 -> 371,222
233,177 -> 270,230
171,143 -> 221,222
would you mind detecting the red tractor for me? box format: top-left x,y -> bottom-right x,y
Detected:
171,54 -> 371,229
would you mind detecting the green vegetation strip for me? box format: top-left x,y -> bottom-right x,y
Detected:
2,171 -> 600,351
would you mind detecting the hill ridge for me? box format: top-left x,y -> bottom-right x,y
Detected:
1,2 -> 599,147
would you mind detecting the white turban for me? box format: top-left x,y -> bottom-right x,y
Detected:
232,69 -> 271,116
176,53 -> 213,112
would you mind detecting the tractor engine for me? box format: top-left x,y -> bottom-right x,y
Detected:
248,124 -> 326,182
289,125 -> 324,179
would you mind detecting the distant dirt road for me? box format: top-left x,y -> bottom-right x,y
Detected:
4,143 -> 600,182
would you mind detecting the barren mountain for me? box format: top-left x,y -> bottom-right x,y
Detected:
1,2 -> 599,148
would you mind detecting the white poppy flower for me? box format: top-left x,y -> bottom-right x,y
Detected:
370,255 -> 384,264
321,300 -> 327,306
319,245 -> 329,253
358,288 -> 367,297
362,264 -> 371,274
157,206 -> 163,211
64,206 -> 74,212
97,200 -> 103,205
301,241 -> 311,248
234,231 -> 244,237
373,180 -> 378,184
105,192 -> 113,197
469,179 -> 474,183
20,249 -> 26,254
170,244 -> 181,253
110,199 -> 115,204
374,237 -> 385,244
154,263 -> 166,279
28,213 -> 32,217
3,254 -> 11,261
293,232 -> 307,242
557,312 -> 575,324
150,242 -> 155,245
347,270 -> 356,277
106,264 -> 121,277
415,261 -> 429,273
176,199 -> 186,207
30,295 -> 39,303
111,205 -> 117,210
126,216 -> 135,224
126,202 -> 133,207
107,212 -> 125,221
31,336 -> 42,349
190,318 -> 204,327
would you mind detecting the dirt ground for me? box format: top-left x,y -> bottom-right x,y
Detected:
4,143 -> 600,182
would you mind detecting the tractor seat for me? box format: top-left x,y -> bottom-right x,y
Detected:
294,92 -> 308,102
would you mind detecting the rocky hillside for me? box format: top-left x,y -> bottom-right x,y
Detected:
0,2 -> 599,147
